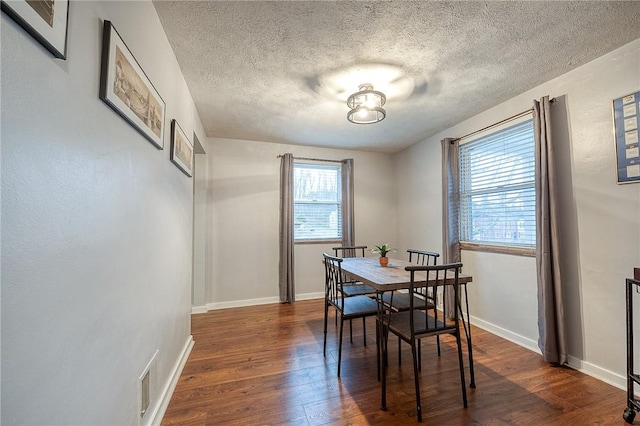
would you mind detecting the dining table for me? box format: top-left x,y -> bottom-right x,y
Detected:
338,256 -> 475,410
340,256 -> 473,291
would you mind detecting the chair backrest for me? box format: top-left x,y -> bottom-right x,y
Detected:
332,245 -> 367,258
323,253 -> 344,304
407,249 -> 439,266
404,262 -> 463,336
406,250 -> 440,298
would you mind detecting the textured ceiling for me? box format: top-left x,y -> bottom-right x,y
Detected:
153,1 -> 640,153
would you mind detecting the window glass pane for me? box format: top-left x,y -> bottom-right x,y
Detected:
293,162 -> 342,241
294,202 -> 342,240
459,120 -> 536,246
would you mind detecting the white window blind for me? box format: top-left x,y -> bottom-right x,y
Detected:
294,162 -> 342,241
459,119 -> 536,246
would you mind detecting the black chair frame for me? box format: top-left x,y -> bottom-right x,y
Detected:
383,249 -> 440,368
323,253 -> 379,377
381,262 -> 468,422
331,246 -> 376,343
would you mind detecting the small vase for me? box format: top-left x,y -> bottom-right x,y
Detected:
379,256 -> 389,267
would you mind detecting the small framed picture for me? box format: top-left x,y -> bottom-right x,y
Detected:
170,120 -> 194,177
99,20 -> 165,149
1,0 -> 69,59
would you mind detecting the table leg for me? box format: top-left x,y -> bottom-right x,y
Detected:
459,283 -> 476,388
378,290 -> 388,410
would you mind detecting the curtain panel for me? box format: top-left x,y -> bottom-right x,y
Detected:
279,153 -> 295,303
442,138 -> 461,263
341,159 -> 355,247
534,96 -> 567,364
442,138 -> 461,317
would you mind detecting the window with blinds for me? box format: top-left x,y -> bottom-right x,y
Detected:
459,119 -> 536,247
293,162 -> 342,241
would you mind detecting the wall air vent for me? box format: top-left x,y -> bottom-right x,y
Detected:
139,350 -> 158,425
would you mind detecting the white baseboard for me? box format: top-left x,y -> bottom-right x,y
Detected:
191,306 -> 207,314
296,291 -> 325,301
149,336 -> 194,426
469,315 -> 541,354
566,355 -> 626,391
470,315 -> 627,392
204,296 -> 279,311
192,292 -> 324,313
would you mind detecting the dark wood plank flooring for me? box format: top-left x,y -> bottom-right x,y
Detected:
162,299 -> 629,425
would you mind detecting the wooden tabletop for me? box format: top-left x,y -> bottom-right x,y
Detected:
340,257 -> 473,291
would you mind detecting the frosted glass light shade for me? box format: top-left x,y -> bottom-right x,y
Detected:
346,84 -> 386,124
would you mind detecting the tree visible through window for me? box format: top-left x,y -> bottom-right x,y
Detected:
459,120 -> 536,247
293,162 -> 342,241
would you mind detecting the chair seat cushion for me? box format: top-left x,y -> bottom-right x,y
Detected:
330,295 -> 379,318
388,310 -> 456,340
381,292 -> 435,311
341,283 -> 376,297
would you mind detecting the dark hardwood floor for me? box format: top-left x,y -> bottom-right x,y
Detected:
162,299 -> 628,425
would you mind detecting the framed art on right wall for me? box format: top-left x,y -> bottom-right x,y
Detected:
170,120 -> 194,177
613,90 -> 640,184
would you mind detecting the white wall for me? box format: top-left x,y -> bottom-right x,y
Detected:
1,1 -> 204,424
395,39 -> 640,387
192,151 -> 208,308
201,138 -> 397,308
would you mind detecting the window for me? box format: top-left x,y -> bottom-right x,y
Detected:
459,120 -> 535,248
293,162 -> 342,241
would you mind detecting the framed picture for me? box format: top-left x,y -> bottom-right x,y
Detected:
1,0 -> 69,59
99,20 -> 165,149
170,120 -> 194,177
613,91 -> 640,184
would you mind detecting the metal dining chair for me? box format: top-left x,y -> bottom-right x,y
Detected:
332,246 -> 376,297
383,249 -> 475,387
382,249 -> 440,368
381,262 -> 468,422
332,246 -> 376,345
322,253 -> 379,377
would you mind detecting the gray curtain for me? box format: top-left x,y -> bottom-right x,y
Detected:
534,96 -> 567,364
279,153 -> 295,303
442,138 -> 460,317
341,158 -> 355,247
442,138 -> 461,263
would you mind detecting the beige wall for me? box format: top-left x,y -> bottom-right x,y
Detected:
201,138 -> 397,308
395,38 -> 640,388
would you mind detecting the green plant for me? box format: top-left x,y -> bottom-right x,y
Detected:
371,244 -> 395,258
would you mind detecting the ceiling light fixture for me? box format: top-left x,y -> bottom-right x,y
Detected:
346,84 -> 386,124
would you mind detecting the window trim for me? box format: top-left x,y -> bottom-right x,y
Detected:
295,238 -> 342,245
459,241 -> 535,257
